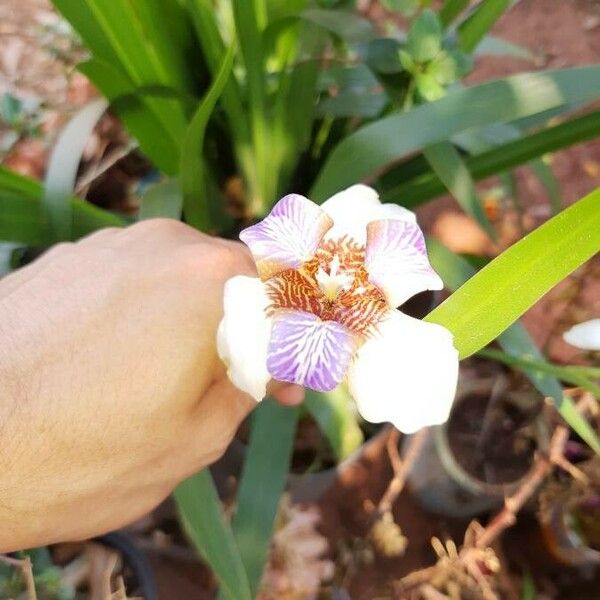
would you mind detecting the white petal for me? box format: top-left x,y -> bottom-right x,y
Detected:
563,319 -> 600,351
365,219 -> 443,307
320,184 -> 415,246
347,310 -> 458,433
217,275 -> 272,401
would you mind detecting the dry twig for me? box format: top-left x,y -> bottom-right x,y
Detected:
377,426 -> 427,517
75,140 -> 139,196
396,393 -> 596,599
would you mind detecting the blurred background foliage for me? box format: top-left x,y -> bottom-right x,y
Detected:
1,0 -> 599,598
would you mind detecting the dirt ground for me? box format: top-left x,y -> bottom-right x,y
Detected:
1,0 -> 599,599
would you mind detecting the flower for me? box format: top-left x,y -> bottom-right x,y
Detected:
563,318 -> 600,351
217,184 -> 459,433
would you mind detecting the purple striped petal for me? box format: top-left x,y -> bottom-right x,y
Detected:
365,219 -> 443,307
240,194 -> 333,280
267,310 -> 356,392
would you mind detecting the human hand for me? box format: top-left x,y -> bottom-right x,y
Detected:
0,220 -> 302,552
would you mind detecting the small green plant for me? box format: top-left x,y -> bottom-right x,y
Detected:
0,93 -> 43,155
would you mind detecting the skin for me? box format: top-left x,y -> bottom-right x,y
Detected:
0,219 -> 302,552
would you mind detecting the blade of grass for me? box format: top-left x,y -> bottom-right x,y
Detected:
231,400 -> 299,597
181,43 -> 235,231
312,67 -> 600,201
174,470 -> 252,600
43,98 -> 108,241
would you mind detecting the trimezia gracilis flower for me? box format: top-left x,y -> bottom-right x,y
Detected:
217,184 -> 459,433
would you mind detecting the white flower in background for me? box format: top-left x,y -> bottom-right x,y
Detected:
563,318 -> 600,351
217,185 -> 459,433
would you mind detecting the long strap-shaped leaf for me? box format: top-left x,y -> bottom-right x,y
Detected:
43,98 -> 108,241
422,141 -> 496,239
174,470 -> 252,600
457,0 -> 510,53
381,108 -> 600,207
0,167 -> 125,245
181,44 -> 235,231
426,239 -> 600,454
232,0 -> 271,208
230,400 -> 299,598
78,59 -> 181,175
425,188 -> 600,360
311,67 -> 600,200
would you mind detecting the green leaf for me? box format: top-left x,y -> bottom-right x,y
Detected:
360,38 -> 403,74
1,93 -> 22,125
52,0 -> 190,138
422,141 -> 496,238
232,0 -> 271,206
415,73 -> 446,101
426,238 -> 600,455
0,242 -> 21,276
78,59 -> 181,175
380,0 -> 420,14
0,165 -> 44,198
425,188 -> 600,359
439,0 -> 469,28
139,179 -> 183,220
318,64 -> 380,91
311,67 -> 600,201
0,192 -> 125,246
271,23 -> 325,198
174,470 -> 252,600
480,348 -> 600,405
181,44 -> 235,231
43,98 -> 108,241
304,388 -> 363,461
317,90 -> 387,118
302,8 -> 375,42
407,9 -> 442,63
185,0 -> 254,192
476,35 -> 534,60
428,49 -> 473,84
232,400 -> 299,597
457,0 -> 510,53
530,158 -> 561,215
382,108 -> 600,207
521,572 -> 536,600
0,166 -> 125,245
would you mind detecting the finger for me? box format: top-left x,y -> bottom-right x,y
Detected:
269,381 -> 305,406
189,377 -> 255,468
